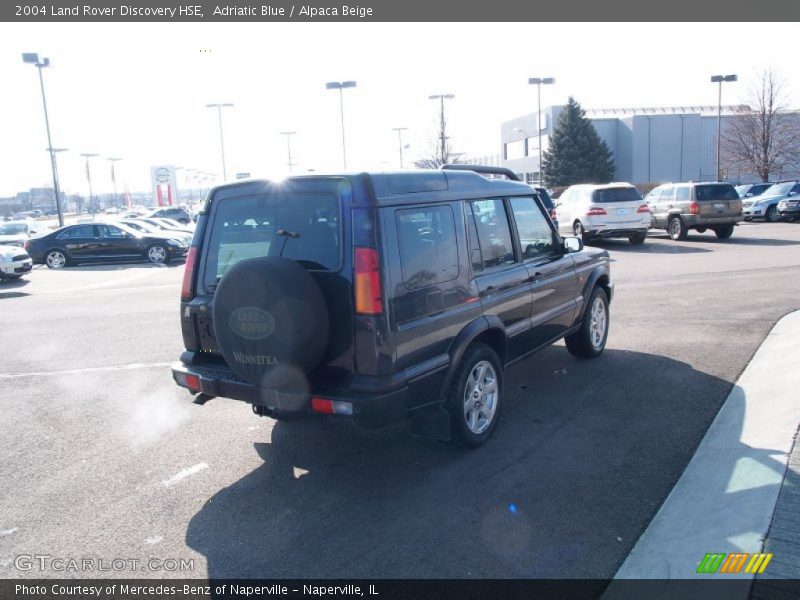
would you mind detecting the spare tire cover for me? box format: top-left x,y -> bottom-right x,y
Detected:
212,256 -> 330,387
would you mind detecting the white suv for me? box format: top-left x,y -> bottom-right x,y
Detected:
555,183 -> 651,245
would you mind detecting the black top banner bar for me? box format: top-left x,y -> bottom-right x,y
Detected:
1,0 -> 798,22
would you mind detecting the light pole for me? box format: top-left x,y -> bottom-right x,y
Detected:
392,127 -> 408,168
80,153 -> 99,213
23,53 -> 65,227
326,81 -> 357,169
527,77 -> 555,185
44,147 -> 67,218
206,103 -> 234,181
710,74 -> 737,181
428,94 -> 455,165
280,131 -> 297,172
107,157 -> 123,211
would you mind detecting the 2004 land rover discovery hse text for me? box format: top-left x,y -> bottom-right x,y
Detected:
172,167 -> 613,447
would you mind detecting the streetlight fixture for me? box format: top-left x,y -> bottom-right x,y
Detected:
206,103 -> 234,182
23,52 -> 65,227
710,74 -> 737,181
392,127 -> 408,168
280,131 -> 297,172
326,81 -> 357,169
527,77 -> 556,185
428,94 -> 455,165
107,157 -> 123,210
80,153 -> 99,213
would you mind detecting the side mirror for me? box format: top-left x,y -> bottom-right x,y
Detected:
745,192 -> 754,197
788,191 -> 797,197
563,236 -> 583,253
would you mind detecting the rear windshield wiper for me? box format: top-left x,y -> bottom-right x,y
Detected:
276,228 -> 301,257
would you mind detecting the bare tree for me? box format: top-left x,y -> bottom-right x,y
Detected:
413,140 -> 464,169
722,69 -> 800,182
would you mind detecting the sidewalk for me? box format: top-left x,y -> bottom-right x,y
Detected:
607,310 -> 800,594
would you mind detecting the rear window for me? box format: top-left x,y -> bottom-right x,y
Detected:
203,192 -> 340,289
695,184 -> 738,201
592,187 -> 642,203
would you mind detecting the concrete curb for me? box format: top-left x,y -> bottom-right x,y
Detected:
608,310 -> 800,587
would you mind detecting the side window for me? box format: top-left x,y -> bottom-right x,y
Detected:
645,187 -> 661,202
396,205 -> 459,290
675,186 -> 690,201
469,199 -> 516,270
98,225 -> 127,238
58,225 -> 95,239
660,186 -> 675,202
509,197 -> 556,259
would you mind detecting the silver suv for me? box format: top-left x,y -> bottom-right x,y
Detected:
645,182 -> 743,241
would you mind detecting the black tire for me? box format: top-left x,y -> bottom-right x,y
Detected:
565,287 -> 609,359
744,217 -> 753,222
212,256 -> 330,387
447,343 -> 503,448
766,206 -> 780,223
45,249 -> 68,269
573,221 -> 590,244
146,244 -> 169,265
629,232 -> 646,245
714,224 -> 734,239
668,216 -> 688,241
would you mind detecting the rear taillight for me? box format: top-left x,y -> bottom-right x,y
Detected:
180,246 -> 197,301
586,206 -> 608,216
637,204 -> 650,214
23,240 -> 30,251
311,397 -> 353,415
689,201 -> 701,215
354,247 -> 383,315
549,208 -> 558,220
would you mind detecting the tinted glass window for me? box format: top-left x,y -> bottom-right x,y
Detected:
660,186 -> 675,201
675,186 -> 691,201
509,197 -> 556,259
58,225 -> 95,239
470,199 -> 515,269
592,187 -> 642,203
203,192 -> 340,288
695,184 -> 739,201
98,225 -> 127,238
396,205 -> 458,290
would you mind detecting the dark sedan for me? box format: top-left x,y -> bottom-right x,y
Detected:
25,222 -> 189,268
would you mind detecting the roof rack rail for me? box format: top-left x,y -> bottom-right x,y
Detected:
440,164 -> 522,182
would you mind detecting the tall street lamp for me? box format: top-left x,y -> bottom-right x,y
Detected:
206,103 -> 234,181
392,127 -> 408,168
326,81 -> 357,169
23,53 -> 65,227
428,94 -> 455,165
107,157 -> 123,210
527,77 -> 556,185
710,74 -> 737,181
44,147 -> 67,218
80,153 -> 99,213
280,131 -> 297,172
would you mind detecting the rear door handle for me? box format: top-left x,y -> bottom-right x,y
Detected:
529,271 -> 543,283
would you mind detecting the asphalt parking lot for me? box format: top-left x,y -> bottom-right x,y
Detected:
1,222 -> 799,580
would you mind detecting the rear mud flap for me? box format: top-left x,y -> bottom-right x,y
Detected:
410,405 -> 451,442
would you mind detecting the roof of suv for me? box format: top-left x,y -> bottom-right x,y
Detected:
565,182 -> 637,190
206,170 -> 536,207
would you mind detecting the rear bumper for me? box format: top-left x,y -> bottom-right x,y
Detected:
171,355 -> 413,428
586,227 -> 648,239
682,215 -> 743,227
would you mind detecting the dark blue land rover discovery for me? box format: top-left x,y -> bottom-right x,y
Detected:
172,166 -> 613,447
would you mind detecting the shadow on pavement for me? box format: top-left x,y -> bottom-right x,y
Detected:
51,261 -> 185,272
592,239 -> 712,254
185,347 -> 748,579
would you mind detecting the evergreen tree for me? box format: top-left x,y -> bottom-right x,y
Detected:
542,97 -> 616,187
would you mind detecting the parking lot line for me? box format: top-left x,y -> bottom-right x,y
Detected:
609,310 -> 800,583
0,361 -> 172,379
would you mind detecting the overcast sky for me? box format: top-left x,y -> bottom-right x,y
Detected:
0,22 -> 797,197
